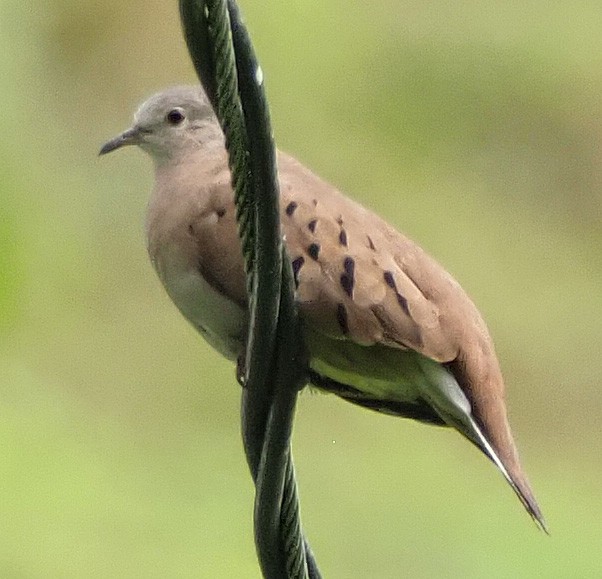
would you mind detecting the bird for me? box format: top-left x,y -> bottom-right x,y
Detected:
100,85 -> 546,531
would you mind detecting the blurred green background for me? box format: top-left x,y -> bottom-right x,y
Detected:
1,0 -> 601,577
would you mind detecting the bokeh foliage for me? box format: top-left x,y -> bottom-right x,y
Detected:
1,0 -> 601,577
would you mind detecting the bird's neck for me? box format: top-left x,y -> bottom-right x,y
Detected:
150,125 -> 226,172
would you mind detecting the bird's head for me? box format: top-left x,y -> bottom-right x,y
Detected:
99,86 -> 222,163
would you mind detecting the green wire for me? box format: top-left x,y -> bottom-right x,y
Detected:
179,1 -> 321,577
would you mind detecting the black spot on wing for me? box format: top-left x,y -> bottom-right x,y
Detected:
291,256 -> 305,287
340,256 -> 355,298
344,256 -> 355,276
307,243 -> 320,261
285,201 -> 298,216
367,235 -> 376,251
396,293 -> 410,316
216,208 -> 226,218
383,270 -> 395,289
383,270 -> 411,317
339,229 -> 348,247
308,219 -> 317,233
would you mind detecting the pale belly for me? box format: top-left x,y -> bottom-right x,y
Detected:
153,245 -> 247,361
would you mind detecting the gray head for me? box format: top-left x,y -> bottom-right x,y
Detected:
99,86 -> 222,162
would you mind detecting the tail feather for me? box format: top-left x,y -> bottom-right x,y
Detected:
456,413 -> 548,533
415,356 -> 547,532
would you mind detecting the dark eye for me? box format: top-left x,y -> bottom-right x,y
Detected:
166,108 -> 185,125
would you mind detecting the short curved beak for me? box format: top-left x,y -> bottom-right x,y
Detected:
99,127 -> 141,156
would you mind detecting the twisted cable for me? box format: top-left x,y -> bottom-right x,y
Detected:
179,1 -> 322,577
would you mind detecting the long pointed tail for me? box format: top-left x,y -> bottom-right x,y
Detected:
415,356 -> 547,532
456,413 -> 548,532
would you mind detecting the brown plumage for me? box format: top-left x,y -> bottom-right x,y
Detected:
100,86 -> 546,531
